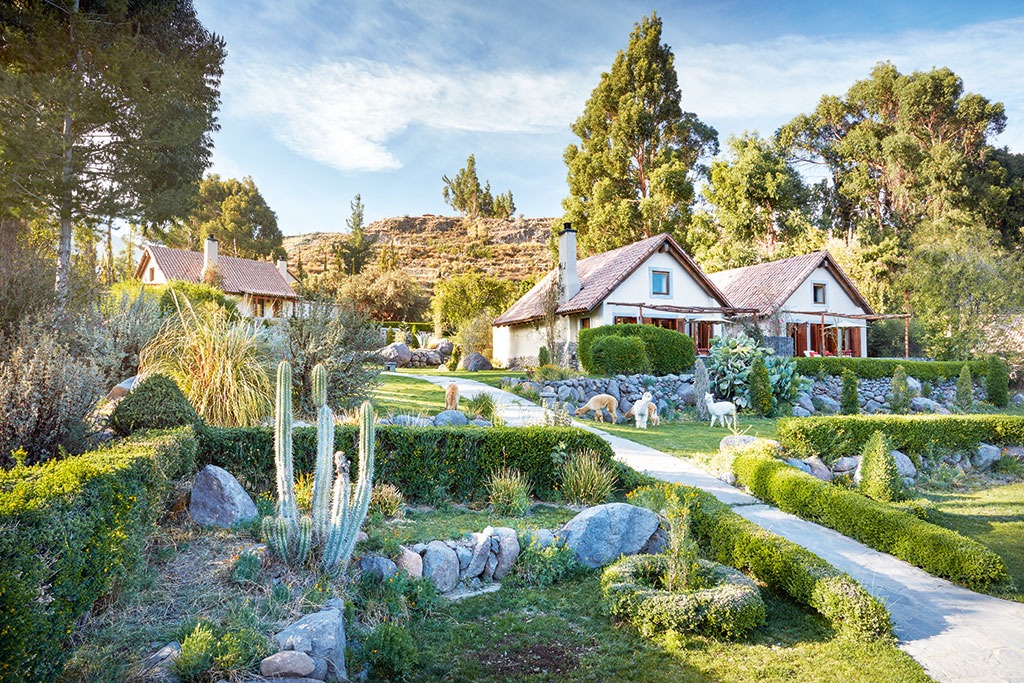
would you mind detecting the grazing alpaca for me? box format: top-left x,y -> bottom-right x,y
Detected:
445,382 -> 460,411
624,401 -> 660,427
704,393 -> 737,429
631,391 -> 654,429
574,394 -> 618,423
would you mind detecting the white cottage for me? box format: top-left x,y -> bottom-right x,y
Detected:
492,226 -> 734,367
707,251 -> 875,357
135,236 -> 298,319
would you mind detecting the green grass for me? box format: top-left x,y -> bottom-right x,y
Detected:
597,414 -> 779,459
920,482 -> 1024,602
396,367 -> 523,388
373,373 -> 449,416
408,574 -> 930,683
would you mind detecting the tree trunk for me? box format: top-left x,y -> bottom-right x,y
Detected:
55,112 -> 74,317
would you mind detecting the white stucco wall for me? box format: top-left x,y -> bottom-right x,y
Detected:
493,323 -> 548,367
779,266 -> 869,357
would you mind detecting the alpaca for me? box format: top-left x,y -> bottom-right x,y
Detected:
574,394 -> 618,423
631,391 -> 654,429
445,382 -> 460,411
704,393 -> 737,429
624,401 -> 659,427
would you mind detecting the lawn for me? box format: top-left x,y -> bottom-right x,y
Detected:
373,373 -> 449,416
396,367 -> 524,389
597,414 -> 779,458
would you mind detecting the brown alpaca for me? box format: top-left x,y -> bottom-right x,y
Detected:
445,382 -> 460,411
574,394 -> 618,423
623,401 -> 660,427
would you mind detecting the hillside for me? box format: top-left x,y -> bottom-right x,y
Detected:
283,214 -> 556,295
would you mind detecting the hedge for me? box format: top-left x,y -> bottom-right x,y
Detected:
732,447 -> 1008,590
628,483 -> 892,640
776,414 -> 1024,461
794,356 -> 986,382
579,324 -> 695,376
0,429 -> 197,682
590,335 -> 648,375
110,374 -> 201,436
197,424 -> 615,503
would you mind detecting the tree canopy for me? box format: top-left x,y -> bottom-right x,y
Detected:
431,271 -> 522,334
442,154 -> 516,219
561,12 -> 717,255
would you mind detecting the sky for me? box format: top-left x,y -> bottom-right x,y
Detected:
193,0 -> 1024,236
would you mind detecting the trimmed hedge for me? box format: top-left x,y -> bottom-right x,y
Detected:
776,414 -> 1024,461
197,424 -> 614,503
794,356 -> 986,382
579,324 -> 696,376
732,447 -> 1008,590
0,429 -> 197,682
628,483 -> 891,640
590,335 -> 648,375
601,554 -> 766,639
110,374 -> 201,435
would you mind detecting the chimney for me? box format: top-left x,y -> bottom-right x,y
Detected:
558,222 -> 580,304
276,258 -> 289,281
202,235 -> 218,280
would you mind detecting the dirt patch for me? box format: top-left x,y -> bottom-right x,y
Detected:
473,637 -> 583,678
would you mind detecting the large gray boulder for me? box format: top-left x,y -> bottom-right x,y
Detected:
677,384 -> 696,406
490,526 -> 520,580
719,435 -> 760,454
189,465 -> 257,528
434,410 -> 469,427
786,458 -> 813,475
1012,393 -> 1024,406
796,393 -> 815,414
910,396 -> 951,414
459,352 -> 493,372
816,395 -> 841,414
891,450 -> 917,479
792,406 -> 811,418
422,540 -> 460,592
464,532 -> 492,578
831,456 -> 859,476
358,555 -> 398,581
973,443 -> 1002,471
274,602 -> 346,682
431,338 -> 454,360
556,503 -> 660,569
805,456 -> 832,482
379,342 -> 412,368
906,376 -> 923,396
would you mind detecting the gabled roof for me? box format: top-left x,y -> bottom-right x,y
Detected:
706,250 -> 874,317
136,244 -> 297,299
493,233 -> 731,327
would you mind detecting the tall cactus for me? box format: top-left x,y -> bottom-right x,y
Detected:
322,401 -> 375,571
310,364 -> 335,537
275,361 -> 298,524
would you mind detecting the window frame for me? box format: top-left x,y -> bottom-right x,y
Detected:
649,268 -> 671,297
812,282 -> 827,305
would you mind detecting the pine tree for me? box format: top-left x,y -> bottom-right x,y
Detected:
859,431 -> 903,503
841,369 -> 860,415
890,366 -> 910,414
956,365 -> 974,412
749,357 -> 773,417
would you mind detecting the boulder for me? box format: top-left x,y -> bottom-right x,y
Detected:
261,650 -> 316,679
605,380 -> 621,402
274,605 -> 346,682
864,399 -> 884,413
906,376 -> 922,395
973,443 -> 1002,471
432,338 -> 454,360
910,396 -> 951,414
459,352 -> 493,372
786,458 -> 813,475
805,456 -> 832,482
816,396 -> 841,414
831,456 -> 859,476
464,532 -> 492,578
470,418 -> 492,428
796,393 -> 815,414
556,503 -> 660,569
792,406 -> 811,418
135,641 -> 180,681
378,342 -> 412,368
524,528 -> 555,549
422,540 -> 460,592
358,555 -> 398,581
719,435 -> 760,454
641,526 -> 668,555
433,410 -> 469,427
389,414 -> 434,427
395,546 -> 423,578
490,526 -> 520,580
189,465 -> 257,528
677,384 -> 696,406
1012,393 -> 1024,406
891,450 -> 917,479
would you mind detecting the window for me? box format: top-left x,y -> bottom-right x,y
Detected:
148,267 -> 154,281
650,318 -> 676,330
614,316 -> 637,325
651,270 -> 670,296
580,317 -> 591,329
253,298 -> 266,318
813,283 -> 826,305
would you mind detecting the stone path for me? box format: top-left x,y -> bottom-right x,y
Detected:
399,373 -> 1024,683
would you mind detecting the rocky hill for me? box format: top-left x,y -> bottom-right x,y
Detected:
283,215 -> 556,294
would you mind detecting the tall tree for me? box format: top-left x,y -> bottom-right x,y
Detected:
561,12 -> 718,255
442,154 -> 514,219
337,194 -> 376,275
157,174 -> 284,260
0,0 -> 225,315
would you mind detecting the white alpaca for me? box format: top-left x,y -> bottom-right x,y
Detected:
631,392 -> 654,429
624,400 -> 659,427
704,393 -> 736,429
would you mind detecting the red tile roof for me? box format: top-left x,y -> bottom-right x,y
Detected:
707,250 -> 874,317
493,233 -> 730,327
138,245 -> 297,299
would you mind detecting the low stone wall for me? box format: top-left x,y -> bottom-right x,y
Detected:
803,376 -> 984,416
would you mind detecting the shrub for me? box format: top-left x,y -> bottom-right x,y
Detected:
529,363 -> 576,382
589,335 -> 648,376
351,571 -> 440,627
890,366 -> 910,414
793,356 -> 986,382
487,466 -> 532,516
197,424 -> 614,503
628,483 -> 891,640
87,281 -> 167,387
560,449 -> 617,505
139,299 -> 272,427
705,333 -> 803,410
172,619 -> 270,682
859,431 -> 903,503
775,414 -> 1024,461
840,369 -> 860,415
986,355 -> 1010,408
579,323 -> 695,375
158,280 -> 238,317
749,357 -> 773,416
463,392 -> 496,421
956,365 -> 974,412
537,345 -> 550,366
0,429 -> 197,680
364,623 -> 418,683
174,621 -> 219,680
506,535 -> 584,588
0,322 -> 100,466
110,374 -> 201,435
370,483 -> 405,518
693,358 -> 710,420
731,447 -> 1007,589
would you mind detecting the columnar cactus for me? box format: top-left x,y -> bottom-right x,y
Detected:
275,361 -> 298,524
322,401 -> 375,571
310,364 -> 335,537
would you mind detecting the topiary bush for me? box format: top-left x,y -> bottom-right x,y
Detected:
749,357 -> 773,416
956,365 -> 974,412
110,374 -> 201,435
537,345 -> 550,366
986,355 -> 1010,408
859,431 -> 903,503
840,369 -> 860,415
890,365 -> 910,414
589,335 -> 648,376
578,323 -> 695,375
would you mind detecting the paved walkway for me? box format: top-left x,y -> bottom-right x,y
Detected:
400,373 -> 1024,683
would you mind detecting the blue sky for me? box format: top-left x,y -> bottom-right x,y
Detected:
193,1 -> 1024,235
